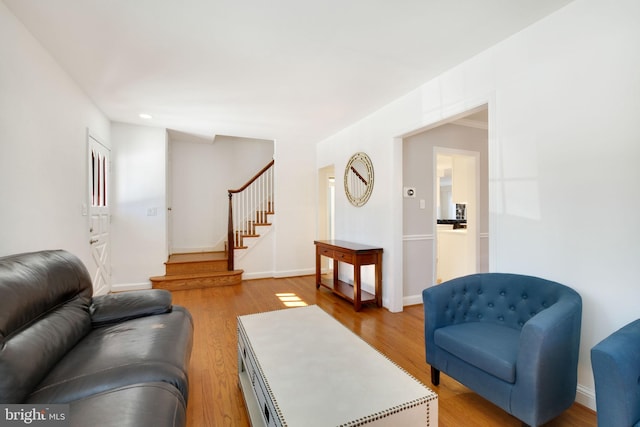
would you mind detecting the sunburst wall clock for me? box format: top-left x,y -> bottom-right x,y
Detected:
344,152 -> 374,207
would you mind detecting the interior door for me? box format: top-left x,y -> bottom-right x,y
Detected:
88,133 -> 111,295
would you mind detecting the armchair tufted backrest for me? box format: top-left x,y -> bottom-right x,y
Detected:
0,250 -> 93,403
440,273 -> 575,331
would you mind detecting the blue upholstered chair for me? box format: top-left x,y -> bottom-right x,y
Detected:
422,273 -> 582,426
591,319 -> 640,427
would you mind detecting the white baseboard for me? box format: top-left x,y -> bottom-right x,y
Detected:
575,384 -> 596,411
110,282 -> 152,293
242,271 -> 275,280
273,268 -> 315,278
241,269 -> 314,280
403,294 -> 423,306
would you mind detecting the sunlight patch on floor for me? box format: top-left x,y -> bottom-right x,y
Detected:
275,292 -> 308,307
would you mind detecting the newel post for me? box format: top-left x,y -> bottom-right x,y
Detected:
227,191 -> 234,271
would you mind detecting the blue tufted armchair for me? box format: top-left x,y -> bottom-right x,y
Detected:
422,273 -> 582,427
591,319 -> 640,427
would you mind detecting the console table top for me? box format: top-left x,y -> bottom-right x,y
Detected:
314,239 -> 383,252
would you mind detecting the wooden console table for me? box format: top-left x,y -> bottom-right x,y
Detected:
314,240 -> 383,311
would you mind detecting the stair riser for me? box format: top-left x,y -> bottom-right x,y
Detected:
166,260 -> 228,275
152,273 -> 242,291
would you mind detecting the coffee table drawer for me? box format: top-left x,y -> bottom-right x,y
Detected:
238,326 -> 283,427
253,371 -> 281,427
238,331 -> 256,382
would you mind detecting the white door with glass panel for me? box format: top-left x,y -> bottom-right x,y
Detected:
88,134 -> 111,295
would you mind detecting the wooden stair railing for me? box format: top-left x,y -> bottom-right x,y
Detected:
227,160 -> 275,270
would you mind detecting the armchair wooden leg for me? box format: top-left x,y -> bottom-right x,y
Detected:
430,366 -> 440,386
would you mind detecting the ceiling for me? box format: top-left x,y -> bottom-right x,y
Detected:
4,0 -> 572,142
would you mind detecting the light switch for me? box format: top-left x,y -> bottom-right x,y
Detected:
420,199 -> 426,209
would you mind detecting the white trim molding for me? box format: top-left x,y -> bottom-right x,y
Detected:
403,234 -> 434,241
451,118 -> 488,130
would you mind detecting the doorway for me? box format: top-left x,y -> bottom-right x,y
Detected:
401,106 -> 488,303
317,165 -> 335,271
435,148 -> 479,283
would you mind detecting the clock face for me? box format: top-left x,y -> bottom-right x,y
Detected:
344,152 -> 374,207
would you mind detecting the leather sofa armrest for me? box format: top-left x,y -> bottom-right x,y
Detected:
90,289 -> 173,327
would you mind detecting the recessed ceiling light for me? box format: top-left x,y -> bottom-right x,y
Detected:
139,113 -> 152,119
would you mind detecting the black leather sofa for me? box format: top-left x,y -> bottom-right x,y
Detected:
0,250 -> 194,427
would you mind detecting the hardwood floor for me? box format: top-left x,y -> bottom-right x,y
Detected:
171,276 -> 596,427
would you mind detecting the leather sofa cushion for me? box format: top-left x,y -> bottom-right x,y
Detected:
434,322 -> 520,383
90,289 -> 173,327
68,382 -> 186,427
27,306 -> 193,403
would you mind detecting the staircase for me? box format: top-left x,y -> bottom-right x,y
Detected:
150,251 -> 243,291
150,159 -> 275,291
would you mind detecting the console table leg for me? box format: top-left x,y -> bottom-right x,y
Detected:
315,249 -> 321,289
354,263 -> 362,311
375,253 -> 382,307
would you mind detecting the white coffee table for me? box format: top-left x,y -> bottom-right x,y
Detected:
237,305 -> 438,426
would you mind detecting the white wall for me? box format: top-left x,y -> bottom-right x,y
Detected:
0,2 -> 110,274
317,0 -> 640,409
273,137 -> 317,278
110,123 -> 167,289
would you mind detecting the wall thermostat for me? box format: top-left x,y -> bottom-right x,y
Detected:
404,187 -> 416,198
